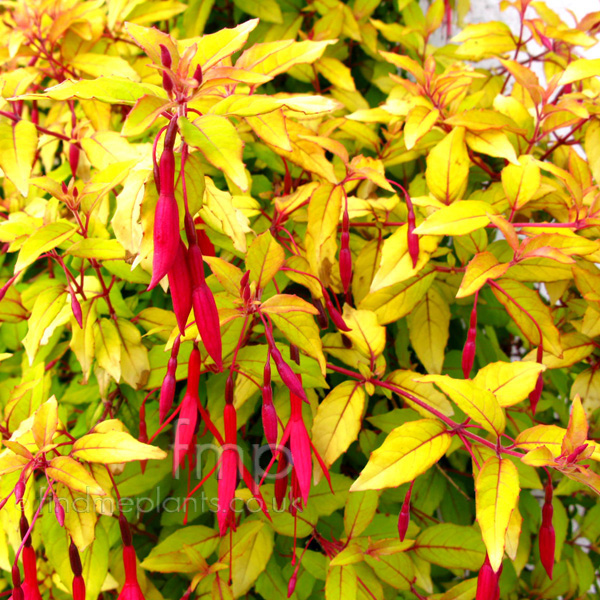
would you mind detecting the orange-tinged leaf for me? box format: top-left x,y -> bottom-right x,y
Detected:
46,456 -> 106,496
72,431 -> 167,463
456,252 -> 510,298
246,110 -> 292,151
404,105 -> 439,150
260,294 -> 318,315
473,361 -> 546,407
418,375 -> 505,436
350,419 -> 451,491
562,395 -> 588,455
475,456 -> 520,571
0,450 -> 29,475
179,115 -> 248,191
425,127 -> 470,204
413,201 -> 494,236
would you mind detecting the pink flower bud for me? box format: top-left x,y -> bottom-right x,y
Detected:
287,570 -> 298,598
159,44 -> 172,68
168,241 -> 193,334
225,375 -> 234,406
476,555 -> 499,600
270,344 -> 307,403
339,244 -> 352,294
461,340 -> 476,380
290,344 -> 300,365
218,405 -> 239,535
69,144 -> 80,178
71,292 -> 82,328
240,270 -> 250,291
15,478 -> 25,504
119,513 -> 133,547
69,541 -> 83,578
314,298 -> 328,329
61,182 -> 69,196
173,392 -> 198,472
72,576 -> 86,600
162,72 -> 174,95
191,283 -> 223,370
193,64 -> 203,86
275,453 -> 288,510
159,374 -> 176,424
55,501 -> 65,526
148,189 -> 180,291
539,524 -> 555,579
262,389 -> 278,448
529,372 -> 543,415
324,296 -> 350,332
398,482 -> 413,542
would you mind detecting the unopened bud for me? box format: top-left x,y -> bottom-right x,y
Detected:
71,293 -> 83,328
225,374 -> 234,405
159,44 -> 172,68
119,513 -> 133,547
69,541 -> 83,577
193,64 -> 203,86
55,501 -> 65,526
290,344 -> 300,365
69,144 -> 80,178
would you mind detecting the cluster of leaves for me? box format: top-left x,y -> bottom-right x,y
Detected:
1,0 -> 600,598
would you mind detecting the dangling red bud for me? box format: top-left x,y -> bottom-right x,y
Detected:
15,478 -> 25,504
324,295 -> 350,332
262,387 -> 278,449
71,292 -> 83,328
69,144 -> 80,178
118,545 -> 146,600
168,241 -> 193,334
55,500 -> 65,526
529,372 -> 544,414
218,403 -> 239,535
339,244 -> 352,294
462,295 -> 478,379
539,480 -> 555,579
398,482 -> 413,541
314,298 -> 328,329
287,569 -> 298,598
72,576 -> 86,600
274,452 -> 289,510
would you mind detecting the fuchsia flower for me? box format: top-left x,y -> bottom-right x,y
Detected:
70,541 -> 85,600
20,547 -> 41,600
476,554 -> 501,600
187,244 -> 223,369
149,121 -> 180,291
539,481 -> 555,579
118,546 -> 145,600
261,356 -> 278,448
397,481 -> 414,542
168,241 -> 193,335
173,345 -> 201,472
462,294 -> 478,379
217,403 -> 240,535
159,337 -> 180,423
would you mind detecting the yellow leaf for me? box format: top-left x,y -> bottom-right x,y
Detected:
179,115 -> 248,191
370,225 -> 439,291
245,230 -> 285,289
350,420 -> 451,491
475,456 -> 519,571
15,221 -> 78,272
0,450 -> 28,476
473,361 -> 546,407
418,375 -> 505,436
504,507 -> 522,561
456,252 -> 510,298
465,130 -> 518,164
501,155 -> 541,210
386,370 -> 454,418
326,565 -> 358,600
66,238 -> 126,261
72,431 -> 167,463
201,178 -> 252,253
515,424 -> 566,457
584,119 -> 600,185
58,486 -> 97,551
452,22 -> 516,60
559,58 -> 600,85
408,286 -> 449,374
260,294 -> 318,315
69,53 -> 140,80
269,310 -> 325,374
414,524 -> 486,570
562,395 -> 588,455
521,445 -> 555,467
122,95 -> 171,137
342,306 -> 386,359
246,110 -> 292,151
0,120 -> 37,197
414,201 -> 495,237
523,332 -> 593,369
32,396 -> 58,449
117,318 -> 150,390
191,19 -> 259,72
359,266 -> 436,324
490,279 -> 562,356
404,105 -> 439,150
306,183 -> 343,287
236,39 -> 334,77
425,127 -> 470,204
316,57 -> 356,92
94,318 -> 122,382
312,381 -> 366,471
344,490 -> 379,538
46,456 -> 106,496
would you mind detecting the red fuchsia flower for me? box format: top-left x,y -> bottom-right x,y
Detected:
17,516 -> 41,600
149,121 -> 180,291
187,243 -> 223,369
398,481 -> 414,542
539,480 -> 555,579
168,241 -> 193,335
274,452 -> 289,511
160,337 -> 180,423
323,293 -> 350,332
261,357 -> 278,449
476,554 -> 501,600
118,515 -> 146,600
462,293 -> 478,379
69,541 -> 85,600
217,403 -> 240,535
69,143 -> 80,178
173,346 -> 201,473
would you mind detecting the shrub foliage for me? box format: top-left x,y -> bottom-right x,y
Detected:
1,0 -> 600,598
